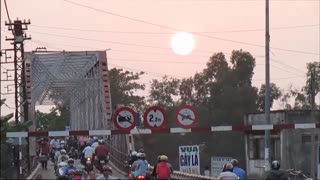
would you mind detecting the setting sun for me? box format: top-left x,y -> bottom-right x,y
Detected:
171,32 -> 195,55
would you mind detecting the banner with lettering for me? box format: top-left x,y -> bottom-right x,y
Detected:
179,145 -> 200,174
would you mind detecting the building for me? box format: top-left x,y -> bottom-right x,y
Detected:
244,110 -> 320,178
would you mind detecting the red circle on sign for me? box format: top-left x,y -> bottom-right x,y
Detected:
174,105 -> 198,129
113,107 -> 137,131
143,106 -> 167,130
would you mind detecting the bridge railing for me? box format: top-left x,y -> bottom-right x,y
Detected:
108,134 -> 129,173
146,166 -> 217,180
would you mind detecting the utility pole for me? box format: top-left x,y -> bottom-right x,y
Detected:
5,19 -> 31,179
264,0 -> 271,172
310,67 -> 316,179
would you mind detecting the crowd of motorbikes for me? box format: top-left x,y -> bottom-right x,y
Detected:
46,137 -> 110,180
41,137 -> 155,180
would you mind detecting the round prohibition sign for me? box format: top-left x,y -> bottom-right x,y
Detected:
113,107 -> 137,131
143,106 -> 167,129
174,105 -> 199,128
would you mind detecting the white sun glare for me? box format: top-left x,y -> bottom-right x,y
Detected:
171,32 -> 195,55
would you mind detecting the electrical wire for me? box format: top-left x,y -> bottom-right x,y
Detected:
63,0 -> 320,56
27,38 -> 307,77
29,23 -> 320,34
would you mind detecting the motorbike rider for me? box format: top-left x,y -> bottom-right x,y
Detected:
94,139 -> 109,163
91,137 -> 99,150
50,137 -> 60,162
230,159 -> 246,180
57,149 -> 69,163
81,143 -> 94,165
218,163 -> 238,180
63,158 -> 77,176
156,155 -> 172,180
265,161 -> 288,180
131,152 -> 149,178
128,151 -> 138,166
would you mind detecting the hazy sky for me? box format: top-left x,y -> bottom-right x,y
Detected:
1,0 -> 319,114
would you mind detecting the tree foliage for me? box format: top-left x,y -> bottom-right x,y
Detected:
0,99 -> 32,137
280,62 -> 320,110
109,68 -> 145,109
257,83 -> 282,111
148,76 -> 180,107
35,107 -> 67,131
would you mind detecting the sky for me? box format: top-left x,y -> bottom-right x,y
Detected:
0,0 -> 319,115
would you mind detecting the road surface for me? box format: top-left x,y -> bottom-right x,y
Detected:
39,160 -> 125,179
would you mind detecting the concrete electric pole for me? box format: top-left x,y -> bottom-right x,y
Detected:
264,0 -> 271,172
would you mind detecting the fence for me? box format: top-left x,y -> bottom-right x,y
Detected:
0,138 -> 38,179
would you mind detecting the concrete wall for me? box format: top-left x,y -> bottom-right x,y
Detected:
245,110 -> 320,177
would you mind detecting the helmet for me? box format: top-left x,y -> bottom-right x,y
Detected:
231,159 -> 239,166
98,139 -> 104,144
131,151 -> 137,156
60,140 -> 65,144
136,153 -> 142,157
223,163 -> 233,172
159,155 -> 168,161
67,158 -> 75,164
60,149 -> 67,154
271,160 -> 280,170
102,165 -> 112,173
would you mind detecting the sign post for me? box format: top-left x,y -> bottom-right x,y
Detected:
175,105 -> 199,129
113,107 -> 137,131
143,106 -> 167,129
179,145 -> 200,174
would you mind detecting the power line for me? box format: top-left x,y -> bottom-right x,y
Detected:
29,30 -> 169,50
108,63 -> 185,78
27,39 -> 211,57
63,0 -> 320,56
29,23 -> 320,34
109,62 -> 305,82
26,38 -> 307,76
24,36 -> 310,77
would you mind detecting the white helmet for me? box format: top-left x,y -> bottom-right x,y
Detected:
131,151 -> 137,156
136,152 -> 142,157
60,149 -> 67,154
60,140 -> 65,144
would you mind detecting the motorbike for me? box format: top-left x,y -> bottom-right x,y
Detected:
84,157 -> 93,174
128,172 -> 146,180
54,156 -> 68,172
56,161 -> 68,177
95,156 -> 109,173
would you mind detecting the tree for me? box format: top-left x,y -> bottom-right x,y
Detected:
0,99 -> 32,137
148,76 -> 180,107
141,50 -> 262,172
109,68 -> 145,109
280,62 -> 320,110
257,83 -> 282,111
35,107 -> 67,131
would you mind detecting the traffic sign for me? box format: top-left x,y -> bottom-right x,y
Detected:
174,105 -> 199,128
143,106 -> 167,129
113,107 -> 137,131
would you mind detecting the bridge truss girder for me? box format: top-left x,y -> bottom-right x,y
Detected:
25,51 -> 112,130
